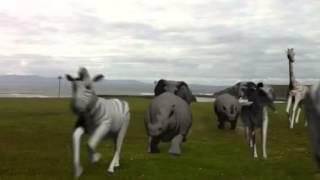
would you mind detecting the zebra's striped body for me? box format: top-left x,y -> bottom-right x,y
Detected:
77,98 -> 130,135
66,67 -> 130,178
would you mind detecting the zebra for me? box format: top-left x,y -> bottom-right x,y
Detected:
241,82 -> 276,159
66,67 -> 130,178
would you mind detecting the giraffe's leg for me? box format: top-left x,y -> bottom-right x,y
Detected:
286,95 -> 292,114
290,97 -> 299,129
262,109 -> 268,159
295,107 -> 301,124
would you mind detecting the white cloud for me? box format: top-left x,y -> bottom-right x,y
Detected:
0,0 -> 319,85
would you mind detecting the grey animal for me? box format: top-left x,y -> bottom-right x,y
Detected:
214,82 -> 256,130
241,82 -> 276,159
305,82 -> 320,170
154,79 -> 196,104
145,92 -> 192,155
66,67 -> 130,178
145,79 -> 194,155
215,94 -> 240,130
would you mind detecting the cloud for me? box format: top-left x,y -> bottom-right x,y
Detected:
0,0 -> 319,85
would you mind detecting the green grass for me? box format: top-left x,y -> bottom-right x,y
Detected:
0,97 -> 317,179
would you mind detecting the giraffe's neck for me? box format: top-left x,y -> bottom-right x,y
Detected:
289,61 -> 295,90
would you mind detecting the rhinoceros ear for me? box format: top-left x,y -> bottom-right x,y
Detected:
154,79 -> 167,96
176,82 -> 195,104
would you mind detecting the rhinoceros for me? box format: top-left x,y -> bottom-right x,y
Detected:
214,94 -> 240,130
145,91 -> 192,155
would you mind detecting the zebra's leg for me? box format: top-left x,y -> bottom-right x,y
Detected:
290,98 -> 299,128
286,95 -> 292,113
305,119 -> 308,127
87,121 -> 111,164
244,126 -> 250,145
168,134 -> 184,155
72,127 -> 84,178
295,107 -> 301,124
252,130 -> 258,158
262,109 -> 269,159
108,113 -> 130,173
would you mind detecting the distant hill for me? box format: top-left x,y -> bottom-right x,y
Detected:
0,75 -> 223,97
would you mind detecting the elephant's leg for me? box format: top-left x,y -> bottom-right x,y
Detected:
148,136 -> 160,153
168,134 -> 184,155
308,116 -> 320,169
87,121 -> 111,164
72,127 -> 84,178
108,115 -> 130,173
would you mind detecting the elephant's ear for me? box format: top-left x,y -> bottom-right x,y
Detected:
154,79 -> 167,96
176,82 -> 195,104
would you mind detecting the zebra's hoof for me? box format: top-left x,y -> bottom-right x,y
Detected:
107,168 -> 115,173
90,153 -> 101,164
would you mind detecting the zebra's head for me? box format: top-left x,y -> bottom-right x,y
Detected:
66,67 -> 104,113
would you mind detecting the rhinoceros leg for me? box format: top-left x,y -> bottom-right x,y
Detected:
215,107 -> 225,130
148,136 -> 160,153
230,120 -> 237,130
168,134 -> 183,155
217,115 -> 225,130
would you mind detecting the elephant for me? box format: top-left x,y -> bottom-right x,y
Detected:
154,79 -> 196,104
145,92 -> 192,155
305,82 -> 320,170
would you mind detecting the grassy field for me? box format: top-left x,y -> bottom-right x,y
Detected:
0,97 -> 317,180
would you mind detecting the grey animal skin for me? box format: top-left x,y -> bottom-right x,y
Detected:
241,82 -> 276,159
145,92 -> 192,155
154,79 -> 196,104
305,82 -> 320,170
215,94 -> 240,130
66,67 -> 130,178
213,81 -> 256,130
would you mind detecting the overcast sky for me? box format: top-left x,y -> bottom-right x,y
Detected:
0,0 -> 319,85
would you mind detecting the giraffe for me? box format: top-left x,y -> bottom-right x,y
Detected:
285,48 -> 308,128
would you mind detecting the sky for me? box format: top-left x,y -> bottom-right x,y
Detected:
0,0 -> 319,85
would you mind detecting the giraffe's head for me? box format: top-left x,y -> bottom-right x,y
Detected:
287,48 -> 295,63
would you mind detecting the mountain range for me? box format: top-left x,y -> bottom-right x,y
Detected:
0,75 -> 225,97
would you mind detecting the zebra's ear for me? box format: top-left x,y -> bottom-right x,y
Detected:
93,74 -> 104,82
65,74 -> 75,81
